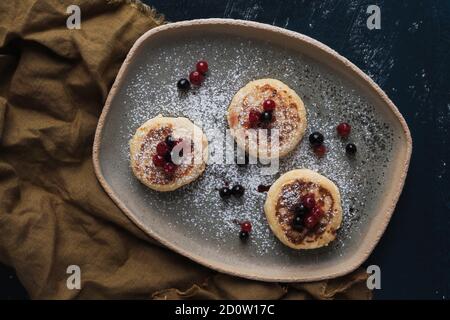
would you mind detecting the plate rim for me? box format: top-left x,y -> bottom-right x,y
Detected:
92,18 -> 413,282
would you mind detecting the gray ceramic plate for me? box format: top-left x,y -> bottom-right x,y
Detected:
93,19 -> 412,282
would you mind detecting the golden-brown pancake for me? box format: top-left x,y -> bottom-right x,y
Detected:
227,79 -> 307,160
130,115 -> 208,192
264,169 -> 342,249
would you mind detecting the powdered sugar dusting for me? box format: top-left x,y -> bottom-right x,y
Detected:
110,34 -> 395,260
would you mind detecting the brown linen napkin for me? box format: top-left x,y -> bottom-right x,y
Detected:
0,0 -> 372,299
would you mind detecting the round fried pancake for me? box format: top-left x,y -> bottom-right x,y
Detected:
264,169 -> 342,249
227,79 -> 307,160
130,115 -> 208,192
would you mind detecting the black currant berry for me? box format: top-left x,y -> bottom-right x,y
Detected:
292,214 -> 304,230
260,111 -> 273,123
294,204 -> 308,216
177,78 -> 190,91
239,230 -> 249,240
219,187 -> 232,199
346,143 -> 357,155
309,132 -> 324,146
231,185 -> 245,197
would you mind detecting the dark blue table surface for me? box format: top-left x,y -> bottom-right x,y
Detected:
1,0 -> 449,300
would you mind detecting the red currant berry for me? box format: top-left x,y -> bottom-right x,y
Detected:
240,221 -> 252,233
156,141 -> 169,156
196,60 -> 208,74
163,162 -> 177,174
152,154 -> 165,167
304,215 -> 318,229
337,122 -> 351,137
262,99 -> 276,111
302,194 -> 316,209
313,144 -> 326,157
189,71 -> 203,85
311,207 -> 324,220
248,109 -> 261,128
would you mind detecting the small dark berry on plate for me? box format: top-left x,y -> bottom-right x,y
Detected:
262,99 -> 276,111
239,230 -> 249,240
163,162 -> 176,174
302,193 -> 316,209
309,132 -> 324,146
337,122 -> 351,137
165,135 -> 176,148
346,143 -> 357,155
152,154 -> 165,167
231,184 -> 245,197
189,71 -> 203,85
248,109 -> 261,127
260,111 -> 273,123
240,221 -> 252,233
177,78 -> 190,90
196,60 -> 208,74
292,214 -> 304,230
156,141 -> 169,156
219,187 -> 232,199
313,144 -> 326,157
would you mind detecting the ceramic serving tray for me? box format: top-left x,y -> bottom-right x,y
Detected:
93,19 -> 412,282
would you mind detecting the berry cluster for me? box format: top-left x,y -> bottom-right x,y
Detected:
219,184 -> 245,199
309,122 -> 358,157
238,221 -> 252,241
248,99 -> 276,128
177,60 -> 209,91
219,184 -> 248,240
336,122 -> 357,155
309,131 -> 326,157
291,193 -> 324,230
152,135 -> 182,175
